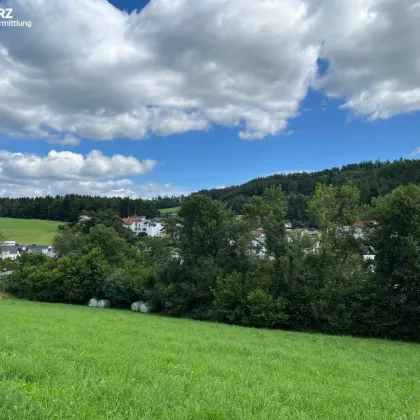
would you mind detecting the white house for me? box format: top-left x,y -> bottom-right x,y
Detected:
285,220 -> 293,230
361,246 -> 376,261
0,246 -> 19,260
0,244 -> 57,260
122,216 -> 165,238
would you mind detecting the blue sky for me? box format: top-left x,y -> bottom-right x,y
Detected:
0,0 -> 419,198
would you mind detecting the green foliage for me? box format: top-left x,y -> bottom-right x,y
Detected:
102,269 -> 135,304
76,210 -> 133,241
87,224 -> 132,265
308,184 -> 340,230
52,227 -> 87,257
198,158 -> 420,223
371,185 -> 420,340
308,181 -> 361,230
246,288 -> 288,328
57,248 -> 112,303
179,195 -> 236,260
245,186 -> 287,260
0,195 -> 158,222
212,273 -> 288,328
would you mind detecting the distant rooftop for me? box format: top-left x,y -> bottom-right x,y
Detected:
122,216 -> 145,225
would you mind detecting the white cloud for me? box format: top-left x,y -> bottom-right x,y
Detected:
314,0 -> 420,120
0,0 -> 418,145
0,149 -> 188,198
0,150 -> 157,181
410,147 -> 420,157
0,179 -> 188,199
0,0 -> 321,141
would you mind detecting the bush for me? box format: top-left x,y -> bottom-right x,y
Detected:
245,288 -> 288,328
102,268 -> 136,305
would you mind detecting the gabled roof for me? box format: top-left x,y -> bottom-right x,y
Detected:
361,245 -> 376,255
0,246 -> 20,254
122,216 -> 144,225
0,245 -> 52,254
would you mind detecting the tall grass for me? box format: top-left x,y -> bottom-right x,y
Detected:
0,299 -> 419,419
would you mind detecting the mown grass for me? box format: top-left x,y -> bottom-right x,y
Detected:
0,218 -> 62,245
159,207 -> 180,214
0,300 -> 419,420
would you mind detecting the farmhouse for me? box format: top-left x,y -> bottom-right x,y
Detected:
122,216 -> 165,238
0,243 -> 57,260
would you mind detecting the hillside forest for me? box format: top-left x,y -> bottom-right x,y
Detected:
1,159 -> 420,225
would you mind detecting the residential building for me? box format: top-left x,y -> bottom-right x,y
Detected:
361,245 -> 376,261
0,244 -> 57,260
122,216 -> 165,238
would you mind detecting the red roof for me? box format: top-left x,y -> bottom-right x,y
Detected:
353,220 -> 378,228
122,217 -> 144,225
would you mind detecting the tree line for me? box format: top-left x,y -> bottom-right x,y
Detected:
2,182 -> 419,342
1,159 -> 420,224
0,195 -> 159,221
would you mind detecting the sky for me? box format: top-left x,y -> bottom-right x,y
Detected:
0,0 -> 419,199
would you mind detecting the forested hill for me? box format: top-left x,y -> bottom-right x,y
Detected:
196,159 -> 420,224
1,159 -> 420,224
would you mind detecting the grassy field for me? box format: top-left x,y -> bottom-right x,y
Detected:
0,300 -> 419,419
0,218 -> 62,245
159,207 -> 180,214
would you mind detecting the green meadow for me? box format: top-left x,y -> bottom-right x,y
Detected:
0,218 -> 62,245
0,299 -> 419,420
158,207 -> 180,214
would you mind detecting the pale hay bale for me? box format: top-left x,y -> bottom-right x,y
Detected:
97,299 -> 111,308
139,302 -> 152,313
131,301 -> 143,312
88,298 -> 98,307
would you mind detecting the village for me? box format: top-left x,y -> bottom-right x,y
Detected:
1,214 -> 377,263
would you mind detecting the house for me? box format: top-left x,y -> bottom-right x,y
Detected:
0,246 -> 20,260
78,215 -> 92,223
251,234 -> 266,256
361,245 -> 376,261
122,216 -> 165,238
0,244 -> 57,260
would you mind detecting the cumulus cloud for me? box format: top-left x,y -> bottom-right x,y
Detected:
0,149 -> 188,198
0,0 -> 321,141
0,150 -> 156,181
314,0 -> 420,120
0,0 -> 418,144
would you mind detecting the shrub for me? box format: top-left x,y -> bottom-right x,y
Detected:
245,288 -> 288,328
102,268 -> 136,305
